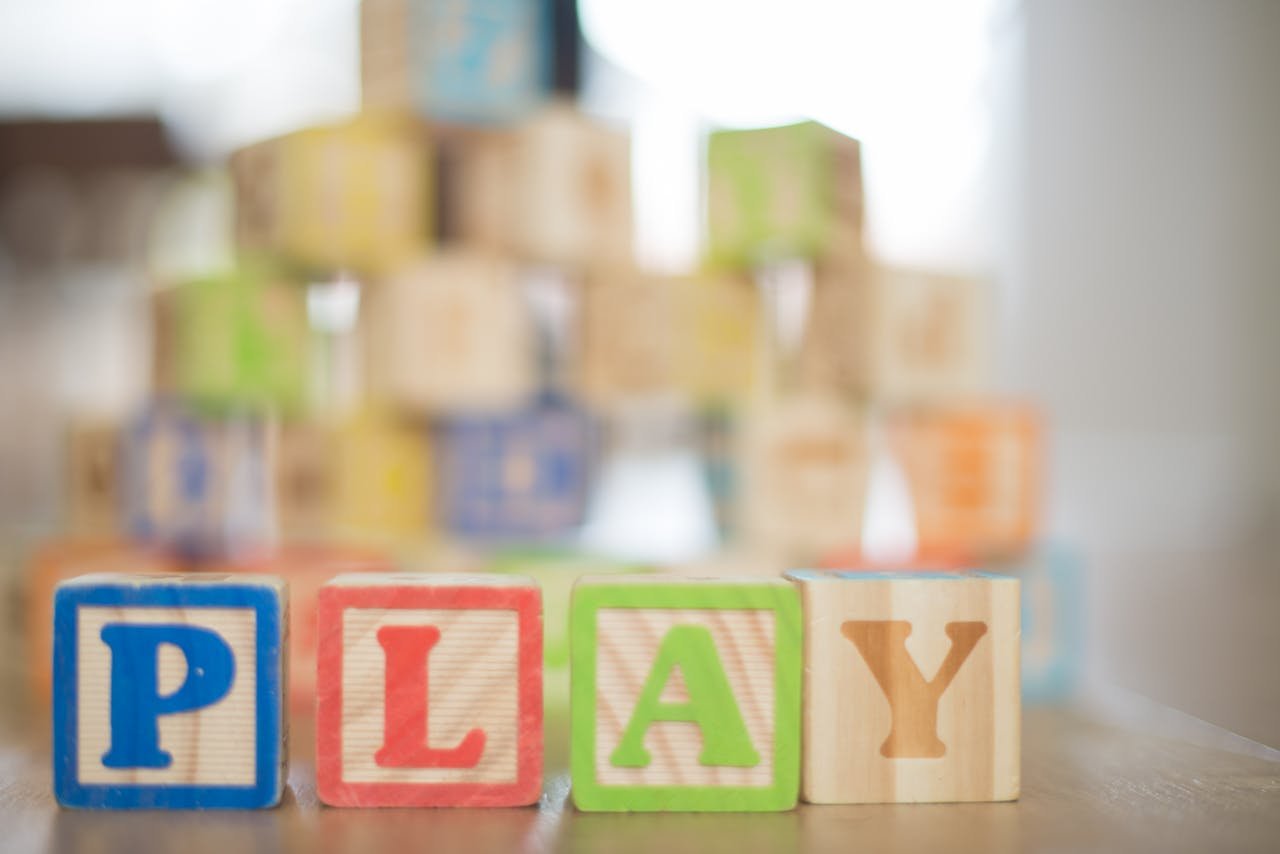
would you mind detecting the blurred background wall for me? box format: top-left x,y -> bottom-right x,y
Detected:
1002,0 -> 1280,745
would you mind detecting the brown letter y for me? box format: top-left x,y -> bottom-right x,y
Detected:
841,621 -> 988,758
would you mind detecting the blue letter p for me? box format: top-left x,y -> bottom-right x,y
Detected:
100,624 -> 236,769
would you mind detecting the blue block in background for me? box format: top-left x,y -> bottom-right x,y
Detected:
1017,544 -> 1085,703
414,0 -> 549,124
122,403 -> 274,560
52,574 -> 287,809
437,393 -> 595,541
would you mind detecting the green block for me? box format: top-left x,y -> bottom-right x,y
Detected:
705,121 -> 863,269
570,576 -> 801,811
174,267 -> 309,414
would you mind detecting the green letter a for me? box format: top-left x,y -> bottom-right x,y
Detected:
609,624 -> 760,768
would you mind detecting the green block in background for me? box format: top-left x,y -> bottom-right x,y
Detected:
705,121 -> 863,269
172,267 -> 309,414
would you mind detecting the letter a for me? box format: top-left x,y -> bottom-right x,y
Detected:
610,625 -> 759,768
841,620 -> 988,758
375,625 -> 485,768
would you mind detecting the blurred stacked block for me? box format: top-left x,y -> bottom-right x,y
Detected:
166,268 -> 309,414
362,0 -> 549,124
121,403 -> 276,560
231,115 -> 430,274
888,403 -> 1041,562
742,394 -> 869,560
440,103 -> 631,264
436,393 -> 594,542
365,252 -> 535,413
705,121 -> 863,269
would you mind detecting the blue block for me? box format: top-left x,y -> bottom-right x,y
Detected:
437,394 -> 595,541
412,0 -> 549,124
122,403 -> 273,560
1017,545 -> 1085,703
53,574 -> 287,809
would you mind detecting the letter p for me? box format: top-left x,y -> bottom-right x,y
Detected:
100,624 -> 236,769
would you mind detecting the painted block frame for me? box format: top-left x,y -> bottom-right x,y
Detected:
52,578 -> 286,809
569,579 -> 802,811
315,581 -> 543,807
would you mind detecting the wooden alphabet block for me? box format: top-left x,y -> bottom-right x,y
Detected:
362,0 -> 549,124
786,570 -> 1020,804
706,121 -> 863,269
170,267 -> 309,414
315,573 -> 543,807
888,403 -> 1042,560
52,573 -> 287,809
801,262 -> 987,403
231,115 -> 430,274
364,252 -> 535,414
122,404 -> 276,560
569,576 -> 801,812
436,393 -> 594,542
742,394 -> 868,564
440,104 -> 632,265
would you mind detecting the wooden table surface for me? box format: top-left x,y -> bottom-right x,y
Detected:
0,704 -> 1277,853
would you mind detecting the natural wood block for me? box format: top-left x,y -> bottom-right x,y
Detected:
741,394 -> 869,563
222,545 -> 393,715
52,573 -> 288,809
27,541 -> 181,708
364,252 -> 535,414
441,103 -> 632,265
122,404 -> 276,560
435,393 -> 594,542
330,409 -> 433,546
706,121 -> 863,269
569,575 -> 801,811
362,0 -> 548,124
65,419 -> 122,536
786,569 -> 1020,804
801,262 -> 987,403
888,403 -> 1041,560
315,573 -> 543,807
231,115 -> 430,274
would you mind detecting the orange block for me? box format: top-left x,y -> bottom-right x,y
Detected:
888,403 -> 1042,561
25,540 -> 182,708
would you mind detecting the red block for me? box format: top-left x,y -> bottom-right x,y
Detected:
315,574 -> 543,807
